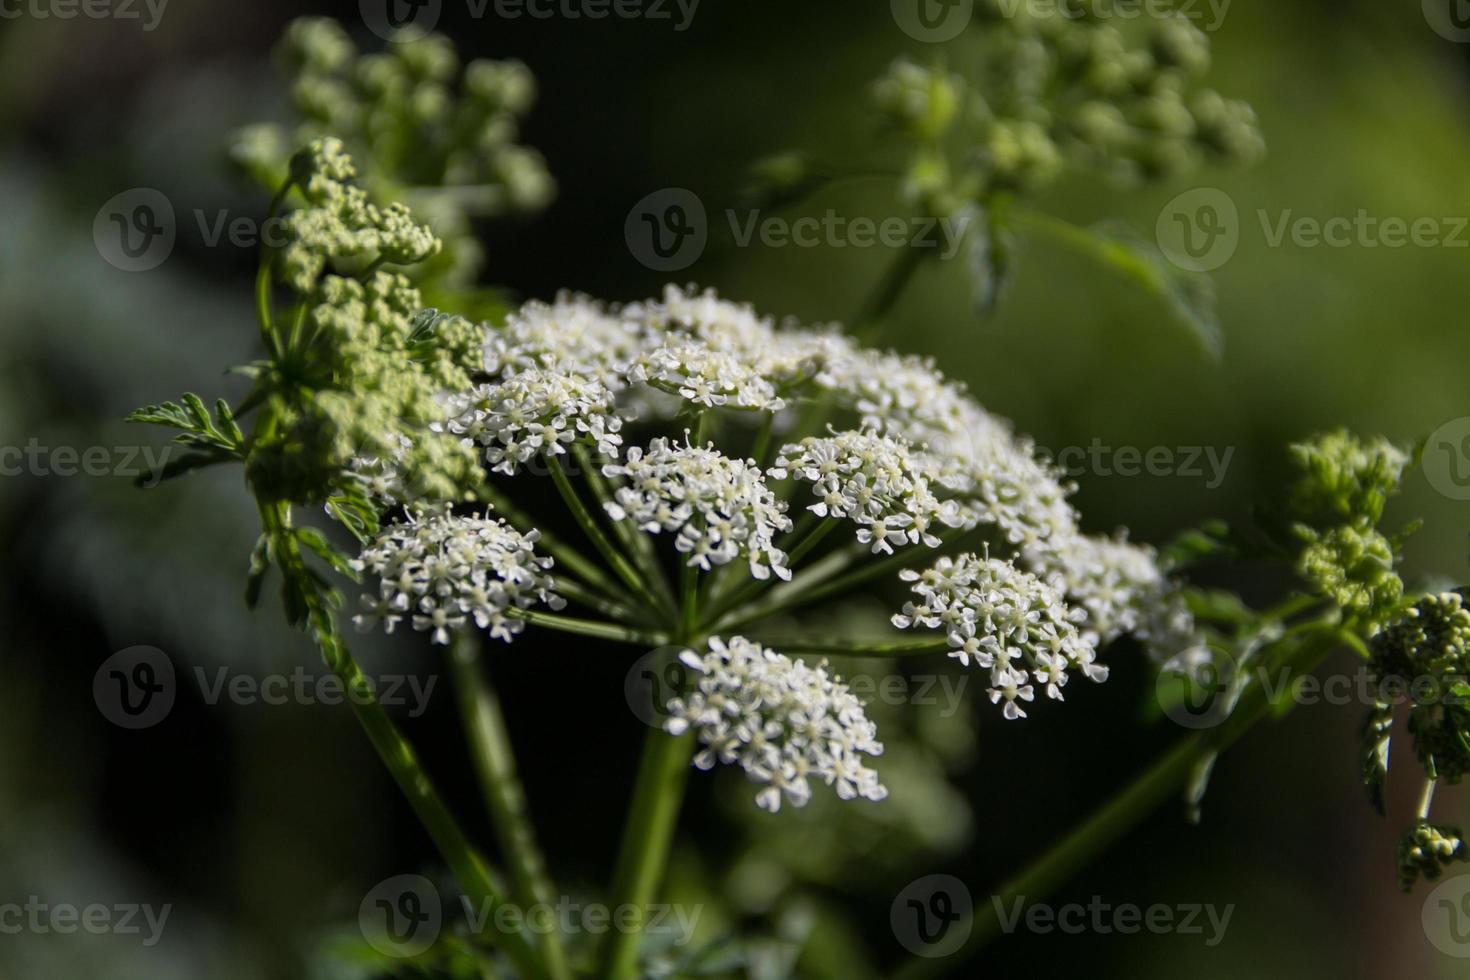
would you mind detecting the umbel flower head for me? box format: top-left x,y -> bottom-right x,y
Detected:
893,552 -> 1104,719
352,510 -> 564,644
664,637 -> 888,812
603,437 -> 793,580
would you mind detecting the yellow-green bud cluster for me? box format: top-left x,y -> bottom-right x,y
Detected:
232,17 -> 553,289
956,4 -> 1264,189
1397,821 -> 1468,892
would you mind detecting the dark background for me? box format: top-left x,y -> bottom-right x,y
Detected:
2,0 -> 1469,976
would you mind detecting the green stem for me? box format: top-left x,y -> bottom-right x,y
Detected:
574,445 -> 679,621
888,629 -> 1342,980
448,634 -> 571,980
852,235 -> 930,341
749,635 -> 950,658
547,456 -> 667,619
481,482 -> 634,610
309,611 -> 547,980
555,577 -> 644,623
598,719 -> 696,980
509,608 -> 666,646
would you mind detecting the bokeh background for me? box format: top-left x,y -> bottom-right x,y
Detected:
1,0 -> 1468,977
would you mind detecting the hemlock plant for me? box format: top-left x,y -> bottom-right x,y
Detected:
126,15 -> 1466,979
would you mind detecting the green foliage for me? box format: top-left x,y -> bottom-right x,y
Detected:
232,16 -> 553,296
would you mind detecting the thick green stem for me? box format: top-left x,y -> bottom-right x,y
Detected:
888,630 -> 1342,980
309,611 -> 546,979
448,634 -> 571,980
598,721 -> 697,980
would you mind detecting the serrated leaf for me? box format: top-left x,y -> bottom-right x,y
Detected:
296,526 -> 359,580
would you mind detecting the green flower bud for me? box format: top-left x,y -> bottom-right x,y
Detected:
871,59 -> 962,143
1297,523 -> 1403,622
1398,821 -> 1468,891
1289,430 -> 1409,529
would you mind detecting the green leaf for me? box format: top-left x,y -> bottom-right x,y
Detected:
1089,223 -> 1222,359
245,533 -> 271,609
965,204 -> 1018,319
296,526 -> 359,580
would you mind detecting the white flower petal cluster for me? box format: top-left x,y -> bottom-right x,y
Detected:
627,343 -> 787,412
352,511 -> 564,644
602,438 -> 793,580
639,284 -> 843,386
812,346 -> 1080,560
444,368 -> 623,474
893,553 -> 1105,719
665,636 -> 888,812
484,292 -> 645,382
1037,532 -> 1204,665
770,426 -> 976,554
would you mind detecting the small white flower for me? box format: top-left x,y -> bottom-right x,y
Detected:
602,436 -> 793,581
894,552 -> 1103,718
352,511 -> 564,644
484,292 -> 646,382
770,425 -> 975,554
664,636 -> 887,812
444,368 -> 623,475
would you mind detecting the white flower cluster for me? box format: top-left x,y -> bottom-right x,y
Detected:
460,284 -> 1195,675
602,438 -> 793,580
444,368 -> 623,475
770,426 -> 975,554
893,553 -> 1106,719
352,511 -> 564,644
665,636 -> 888,813
627,343 -> 787,412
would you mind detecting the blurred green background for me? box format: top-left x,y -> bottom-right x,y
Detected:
1,0 -> 1467,977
